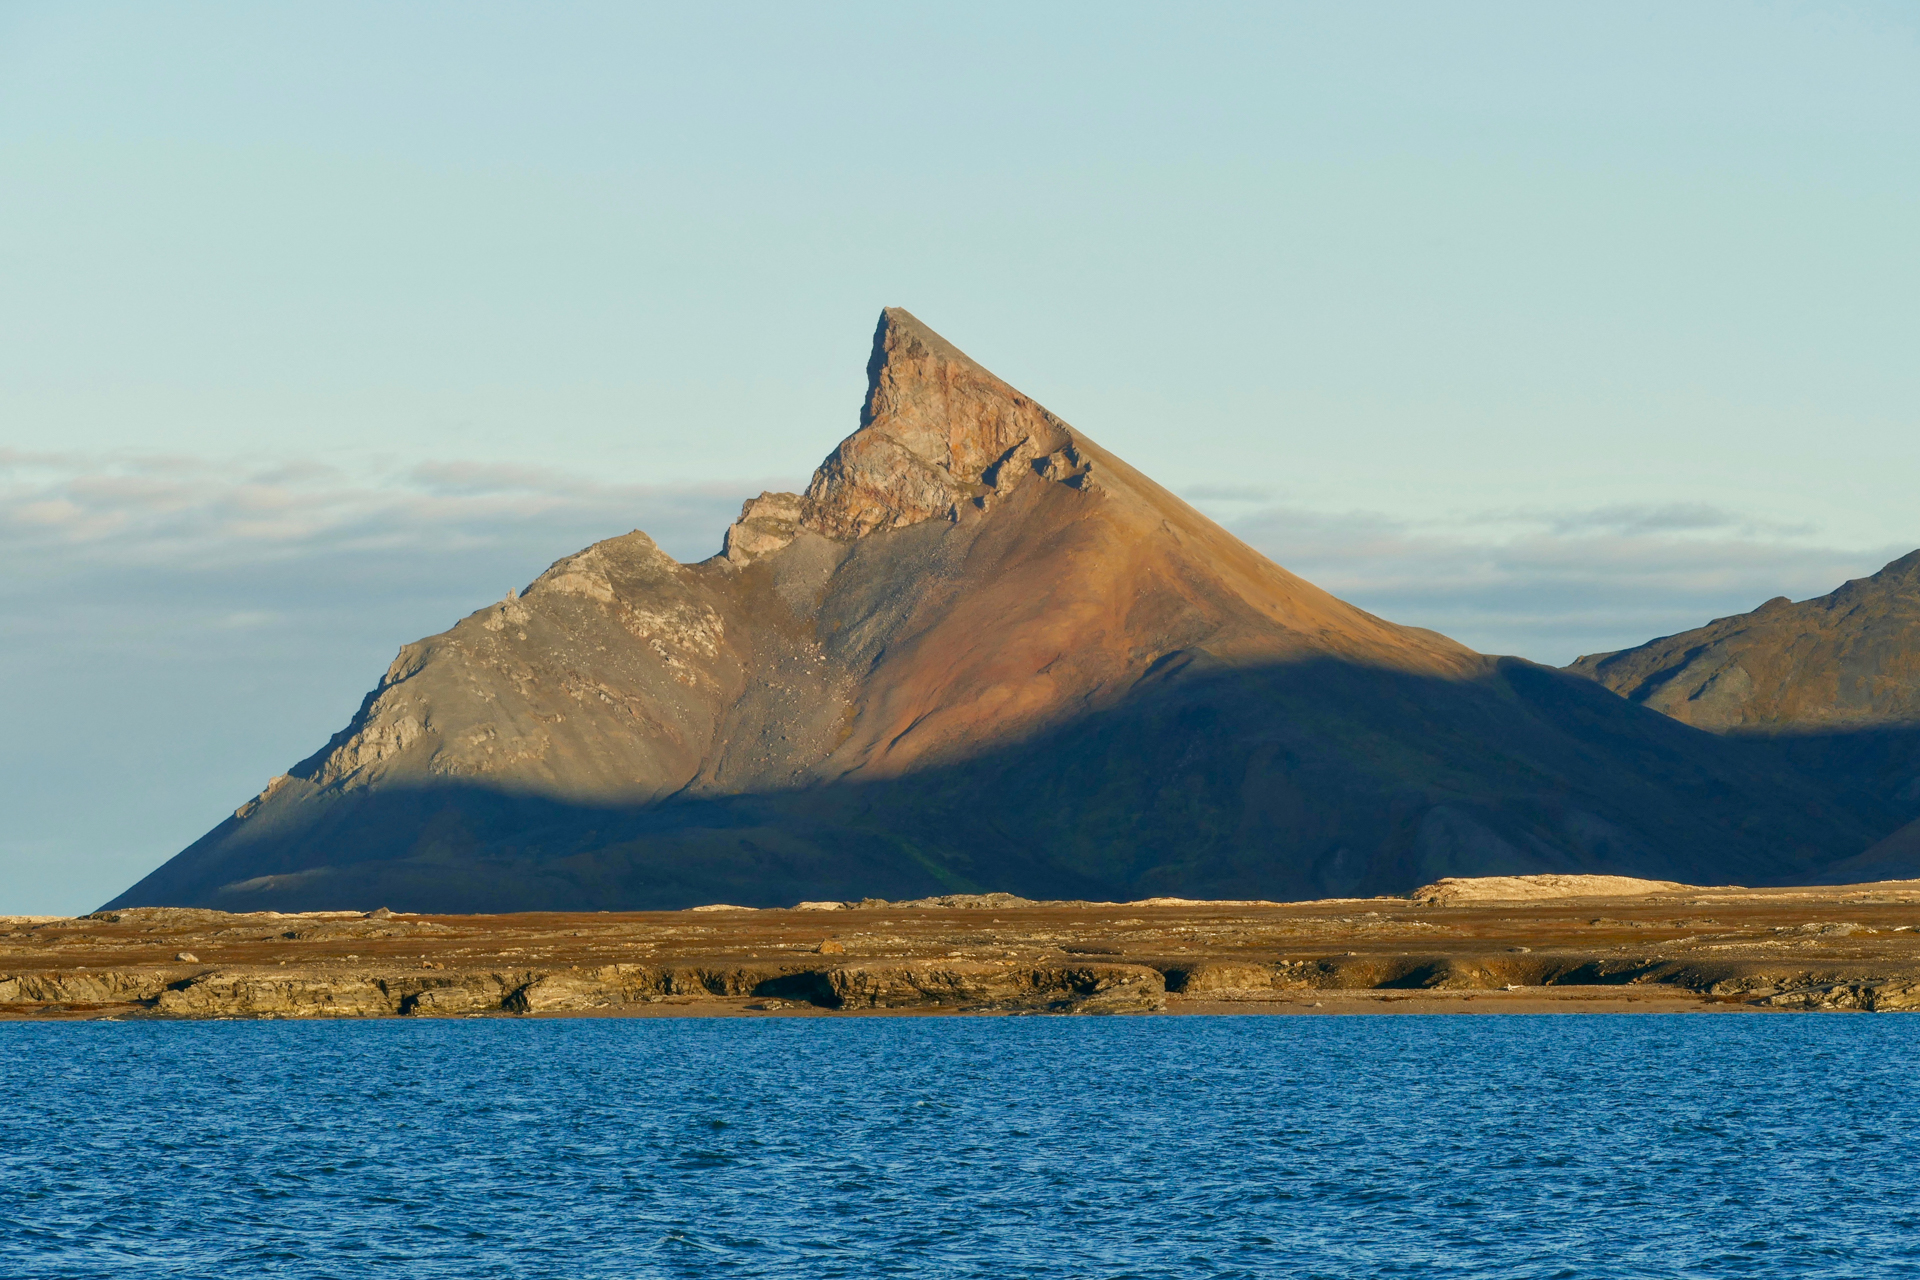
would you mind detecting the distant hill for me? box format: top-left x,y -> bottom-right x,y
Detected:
1566,551 -> 1920,880
1566,551 -> 1920,732
105,310 -> 1906,911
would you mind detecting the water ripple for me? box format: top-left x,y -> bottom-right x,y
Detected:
3,1015 -> 1919,1277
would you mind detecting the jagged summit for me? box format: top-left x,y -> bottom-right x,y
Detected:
104,310 -> 1903,913
802,307 -> 1080,540
719,307 -> 1084,563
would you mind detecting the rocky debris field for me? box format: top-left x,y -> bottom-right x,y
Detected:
5,880 -> 1920,1020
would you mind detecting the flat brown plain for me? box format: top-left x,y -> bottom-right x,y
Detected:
7,880 -> 1920,1020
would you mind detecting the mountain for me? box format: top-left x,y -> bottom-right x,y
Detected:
1566,552 -> 1920,879
106,310 -> 1899,912
1565,552 -> 1920,732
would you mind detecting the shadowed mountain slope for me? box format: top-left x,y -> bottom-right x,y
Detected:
106,310 -> 1905,911
1566,551 -> 1920,881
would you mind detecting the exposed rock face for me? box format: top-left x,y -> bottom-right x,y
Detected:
1566,551 -> 1920,732
106,309 -> 1909,912
125,960 -> 1167,1018
803,313 -> 1081,538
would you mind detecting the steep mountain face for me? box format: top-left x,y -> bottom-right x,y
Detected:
1565,552 -> 1920,880
107,311 -> 1902,912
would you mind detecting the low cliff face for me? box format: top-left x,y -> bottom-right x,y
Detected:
106,310 -> 1905,912
15,891 -> 1920,1022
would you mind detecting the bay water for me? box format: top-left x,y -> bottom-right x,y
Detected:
4,1014 -> 1918,1278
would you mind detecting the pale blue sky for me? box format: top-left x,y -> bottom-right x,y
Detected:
3,2 -> 1917,912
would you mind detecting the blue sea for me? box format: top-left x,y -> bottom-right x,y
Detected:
4,1015 -> 1919,1278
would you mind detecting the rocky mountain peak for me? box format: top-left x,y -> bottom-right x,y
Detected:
106,305 -> 1910,915
799,308 -> 1080,540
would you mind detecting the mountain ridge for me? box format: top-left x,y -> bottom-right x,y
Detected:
1566,548 -> 1920,732
1564,547 -> 1920,883
104,309 -> 1909,911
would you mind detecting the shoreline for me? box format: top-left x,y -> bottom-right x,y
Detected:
6,879 -> 1920,1021
0,990 -> 1803,1021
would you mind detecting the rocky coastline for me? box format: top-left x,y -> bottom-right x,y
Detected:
7,878 -> 1920,1020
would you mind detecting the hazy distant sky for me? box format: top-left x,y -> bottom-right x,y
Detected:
4,2 -> 1917,912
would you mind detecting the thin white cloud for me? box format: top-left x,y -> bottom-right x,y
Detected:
1198,496 -> 1912,663
3,451 -> 1907,667
0,450 -> 759,572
